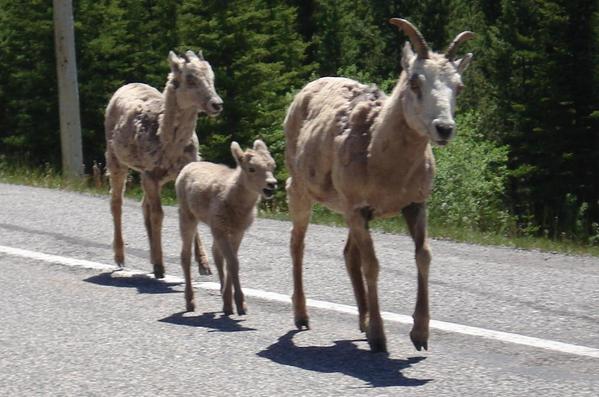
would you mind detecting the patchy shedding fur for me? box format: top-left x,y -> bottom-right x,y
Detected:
176,140 -> 277,314
105,50 -> 223,278
285,19 -> 474,353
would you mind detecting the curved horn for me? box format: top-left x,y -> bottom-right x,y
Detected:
445,31 -> 475,61
389,18 -> 429,59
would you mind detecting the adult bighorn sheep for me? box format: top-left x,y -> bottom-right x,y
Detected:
105,50 -> 223,278
284,18 -> 474,352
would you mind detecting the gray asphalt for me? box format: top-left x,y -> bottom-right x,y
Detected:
0,183 -> 598,396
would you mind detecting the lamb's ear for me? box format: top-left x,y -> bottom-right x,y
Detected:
168,51 -> 183,73
401,41 -> 415,71
253,139 -> 268,152
231,141 -> 245,165
456,53 -> 473,74
197,50 -> 205,60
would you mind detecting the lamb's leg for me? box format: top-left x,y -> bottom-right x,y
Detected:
107,157 -> 127,267
402,202 -> 431,351
346,208 -> 386,353
212,242 -> 225,291
194,231 -> 211,275
230,231 -> 246,315
287,177 -> 313,330
212,229 -> 236,315
179,210 -> 198,312
213,229 -> 246,315
141,174 -> 165,278
344,231 -> 367,332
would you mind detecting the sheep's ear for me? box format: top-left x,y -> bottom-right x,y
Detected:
197,50 -> 205,60
253,139 -> 268,152
456,53 -> 473,74
401,41 -> 415,71
231,141 -> 244,165
185,50 -> 198,61
168,51 -> 183,73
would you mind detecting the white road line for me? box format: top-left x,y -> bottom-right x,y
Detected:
1,244 -> 598,359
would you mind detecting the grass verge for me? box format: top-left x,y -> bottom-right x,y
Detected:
1,161 -> 597,257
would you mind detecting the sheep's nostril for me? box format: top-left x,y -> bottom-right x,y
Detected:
435,124 -> 453,139
210,101 -> 223,113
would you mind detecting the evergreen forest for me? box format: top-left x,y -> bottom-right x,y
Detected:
0,0 -> 598,246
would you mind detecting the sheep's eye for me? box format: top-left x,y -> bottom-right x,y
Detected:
248,167 -> 256,173
186,75 -> 196,87
456,84 -> 464,95
409,74 -> 421,91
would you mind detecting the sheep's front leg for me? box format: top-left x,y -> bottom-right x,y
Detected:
344,231 -> 367,332
402,202 -> 431,351
141,175 -> 165,278
346,208 -> 386,353
287,178 -> 313,329
108,168 -> 127,266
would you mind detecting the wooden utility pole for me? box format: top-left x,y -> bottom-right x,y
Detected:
53,0 -> 83,177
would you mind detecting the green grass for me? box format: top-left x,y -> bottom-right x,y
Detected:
1,161 -> 598,257
260,205 -> 599,257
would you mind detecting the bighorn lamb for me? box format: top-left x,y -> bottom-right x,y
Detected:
105,50 -> 223,279
284,18 -> 474,352
176,140 -> 277,314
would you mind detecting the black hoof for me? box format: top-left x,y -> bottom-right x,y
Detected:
154,271 -> 165,279
295,318 -> 310,330
410,334 -> 428,351
223,307 -> 234,316
198,264 -> 212,276
186,303 -> 195,312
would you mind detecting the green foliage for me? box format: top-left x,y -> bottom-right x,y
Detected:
0,0 -> 597,246
429,111 -> 514,233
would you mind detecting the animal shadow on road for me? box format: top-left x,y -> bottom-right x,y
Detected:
84,271 -> 181,294
159,311 -> 257,332
257,330 -> 430,388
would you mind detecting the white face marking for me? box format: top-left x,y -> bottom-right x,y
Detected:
402,53 -> 465,146
176,58 -> 223,115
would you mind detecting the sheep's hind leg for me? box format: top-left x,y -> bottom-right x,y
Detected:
287,177 -> 313,330
344,231 -> 367,332
107,160 -> 127,267
402,202 -> 431,351
194,231 -> 211,275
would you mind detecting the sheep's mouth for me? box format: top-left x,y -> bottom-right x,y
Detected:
434,139 -> 449,147
262,188 -> 275,199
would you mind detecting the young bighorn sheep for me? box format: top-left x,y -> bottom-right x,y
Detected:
284,18 -> 474,352
105,50 -> 223,278
176,140 -> 277,314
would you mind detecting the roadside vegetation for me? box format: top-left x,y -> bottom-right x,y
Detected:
1,1 -> 598,256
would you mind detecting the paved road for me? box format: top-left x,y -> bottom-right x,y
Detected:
0,183 -> 598,396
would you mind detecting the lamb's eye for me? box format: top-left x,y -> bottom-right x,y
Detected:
456,84 -> 464,95
248,167 -> 256,173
